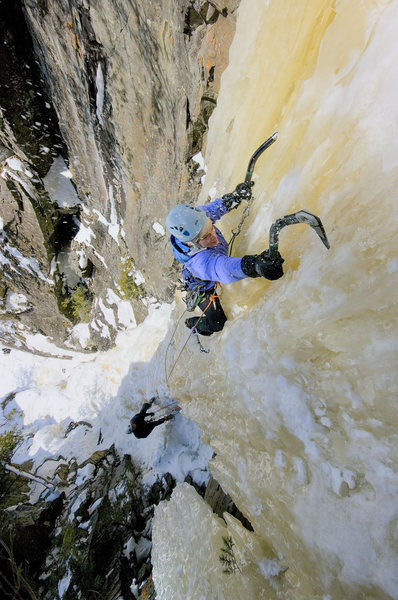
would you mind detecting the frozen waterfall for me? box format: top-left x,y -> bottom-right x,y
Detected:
152,0 -> 398,598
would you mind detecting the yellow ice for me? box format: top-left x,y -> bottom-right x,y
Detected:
153,1 -> 398,598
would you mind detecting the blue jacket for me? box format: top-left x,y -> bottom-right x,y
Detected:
170,198 -> 247,290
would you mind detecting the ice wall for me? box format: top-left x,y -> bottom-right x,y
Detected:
153,0 -> 398,598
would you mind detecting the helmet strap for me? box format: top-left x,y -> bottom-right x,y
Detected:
185,243 -> 206,257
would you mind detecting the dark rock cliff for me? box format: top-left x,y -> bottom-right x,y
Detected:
0,447 -> 177,600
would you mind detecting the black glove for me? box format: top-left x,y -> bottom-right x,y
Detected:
241,250 -> 284,280
221,182 -> 253,210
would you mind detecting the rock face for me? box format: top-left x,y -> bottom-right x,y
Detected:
0,446 -> 177,600
0,444 -> 245,600
0,496 -> 66,595
204,475 -> 253,531
0,0 -> 239,351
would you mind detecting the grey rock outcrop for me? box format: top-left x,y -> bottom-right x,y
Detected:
204,475 -> 253,531
0,0 -> 239,352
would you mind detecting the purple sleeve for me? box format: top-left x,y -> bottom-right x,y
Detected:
198,197 -> 227,223
187,252 -> 247,284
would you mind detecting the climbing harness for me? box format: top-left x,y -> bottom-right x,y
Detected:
165,284 -> 222,384
228,132 -> 278,256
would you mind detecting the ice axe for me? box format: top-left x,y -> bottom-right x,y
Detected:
231,133 -> 330,258
229,132 -> 278,255
244,131 -> 278,185
268,210 -> 330,258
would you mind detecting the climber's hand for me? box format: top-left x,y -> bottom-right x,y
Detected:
235,182 -> 253,200
255,250 -> 284,280
221,182 -> 253,210
241,250 -> 284,280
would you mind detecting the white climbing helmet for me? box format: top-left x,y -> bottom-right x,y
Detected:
166,204 -> 207,241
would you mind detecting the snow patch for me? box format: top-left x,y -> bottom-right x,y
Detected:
1,243 -> 53,284
2,168 -> 36,199
6,157 -> 24,172
75,463 -> 95,486
23,333 -> 76,357
74,222 -> 95,245
6,292 -> 29,313
106,288 -> 136,328
96,63 -> 104,126
99,298 -> 117,329
92,186 -> 119,244
258,557 -> 282,578
57,569 -> 71,599
43,156 -> 81,208
152,221 -> 165,236
70,323 -> 91,348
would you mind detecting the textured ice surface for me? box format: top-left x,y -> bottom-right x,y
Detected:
152,0 -> 398,598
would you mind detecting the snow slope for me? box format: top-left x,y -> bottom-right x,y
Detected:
1,303 -> 212,491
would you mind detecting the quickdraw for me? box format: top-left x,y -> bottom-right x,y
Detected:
178,280 -> 205,311
228,199 -> 251,256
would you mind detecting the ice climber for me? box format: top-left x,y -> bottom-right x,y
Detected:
126,398 -> 179,439
166,182 -> 285,336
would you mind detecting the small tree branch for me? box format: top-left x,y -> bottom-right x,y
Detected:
4,464 -> 55,490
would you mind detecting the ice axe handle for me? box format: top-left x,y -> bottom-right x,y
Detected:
244,132 -> 278,185
268,215 -> 295,259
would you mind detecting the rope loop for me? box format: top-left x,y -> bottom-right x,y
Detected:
165,282 -> 222,383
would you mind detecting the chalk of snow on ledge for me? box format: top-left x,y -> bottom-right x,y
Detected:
69,323 -> 91,349
73,219 -> 107,268
192,151 -> 206,173
43,155 -> 81,208
99,298 -> 117,329
92,185 -> 120,244
3,243 -> 53,284
96,63 -> 105,126
23,332 -> 76,357
74,221 -> 96,245
6,292 -> 29,313
192,151 -> 208,186
152,222 -> 165,236
141,296 -> 160,308
106,288 -> 136,328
